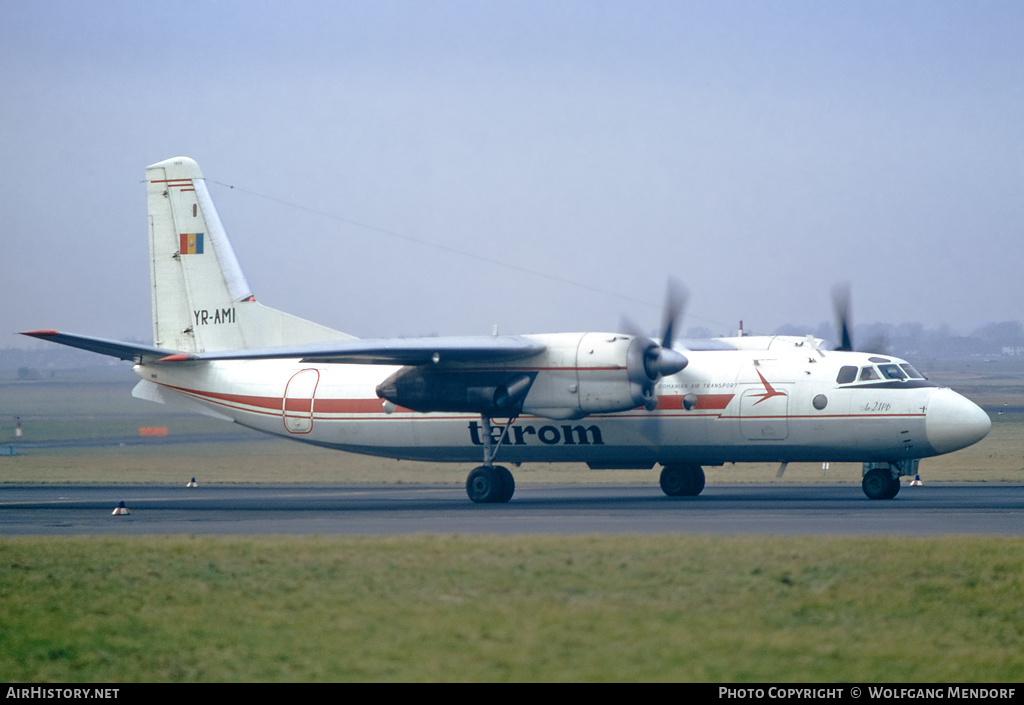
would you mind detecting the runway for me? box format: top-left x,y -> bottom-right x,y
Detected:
1,483 -> 1021,536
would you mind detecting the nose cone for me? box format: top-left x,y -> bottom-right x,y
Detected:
925,388 -> 991,455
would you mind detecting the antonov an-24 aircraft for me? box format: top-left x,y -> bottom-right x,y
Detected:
25,157 -> 992,502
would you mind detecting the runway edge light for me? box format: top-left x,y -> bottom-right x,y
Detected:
911,474 -> 923,486
187,477 -> 198,487
112,501 -> 131,515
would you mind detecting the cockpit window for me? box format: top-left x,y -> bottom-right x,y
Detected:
859,366 -> 880,381
878,364 -> 907,380
836,366 -> 858,384
900,364 -> 925,379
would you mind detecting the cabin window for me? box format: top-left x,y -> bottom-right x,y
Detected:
859,366 -> 880,381
836,366 -> 858,384
900,364 -> 925,379
878,364 -> 907,380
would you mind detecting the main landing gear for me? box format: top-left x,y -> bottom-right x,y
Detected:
466,465 -> 515,503
464,416 -> 711,503
659,464 -> 706,497
466,416 -> 516,504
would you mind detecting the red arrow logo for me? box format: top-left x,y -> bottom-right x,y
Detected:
751,370 -> 787,405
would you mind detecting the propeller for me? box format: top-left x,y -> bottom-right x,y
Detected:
620,280 -> 690,411
645,278 -> 689,378
831,282 -> 889,354
831,282 -> 854,352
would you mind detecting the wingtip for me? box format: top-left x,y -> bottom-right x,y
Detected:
20,329 -> 60,338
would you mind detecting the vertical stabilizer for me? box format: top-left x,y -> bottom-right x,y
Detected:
145,157 -> 352,351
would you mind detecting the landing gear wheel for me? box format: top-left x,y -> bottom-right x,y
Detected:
495,466 -> 515,503
886,475 -> 901,499
660,464 -> 705,497
862,468 -> 899,499
466,465 -> 514,503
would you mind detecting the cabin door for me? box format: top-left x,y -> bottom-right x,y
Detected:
283,369 -> 319,434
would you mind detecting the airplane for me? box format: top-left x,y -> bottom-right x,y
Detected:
23,156 -> 992,503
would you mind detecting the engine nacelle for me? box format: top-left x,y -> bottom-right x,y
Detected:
520,333 -> 688,419
376,368 -> 536,415
376,332 -> 688,421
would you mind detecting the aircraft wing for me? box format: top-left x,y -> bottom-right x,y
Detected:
22,329 -> 547,367
20,330 -> 179,364
158,336 -> 548,365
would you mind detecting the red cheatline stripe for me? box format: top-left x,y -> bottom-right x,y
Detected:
159,382 -> 400,415
159,381 -> 735,417
154,381 -> 927,423
656,394 -> 733,410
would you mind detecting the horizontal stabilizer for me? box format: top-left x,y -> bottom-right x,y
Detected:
131,379 -> 235,421
157,336 -> 547,366
21,330 -> 178,364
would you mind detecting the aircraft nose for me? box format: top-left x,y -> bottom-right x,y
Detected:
925,388 -> 991,455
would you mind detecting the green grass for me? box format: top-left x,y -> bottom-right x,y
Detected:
1,535 -> 1022,682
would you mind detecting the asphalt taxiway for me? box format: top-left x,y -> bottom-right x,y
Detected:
1,483 -> 1021,535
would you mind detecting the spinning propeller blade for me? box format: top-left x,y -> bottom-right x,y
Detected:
831,283 -> 888,354
647,279 -> 688,377
832,283 -> 854,352
620,280 -> 690,412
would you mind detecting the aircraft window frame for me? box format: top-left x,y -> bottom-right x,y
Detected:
878,364 -> 907,380
859,366 -> 880,381
900,364 -> 925,380
836,366 -> 858,384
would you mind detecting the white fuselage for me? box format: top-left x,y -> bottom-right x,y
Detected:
132,334 -> 991,469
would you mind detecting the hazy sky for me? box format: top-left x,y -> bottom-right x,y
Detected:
4,1 -> 1023,347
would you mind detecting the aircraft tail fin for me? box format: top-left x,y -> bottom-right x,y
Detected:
145,157 -> 352,352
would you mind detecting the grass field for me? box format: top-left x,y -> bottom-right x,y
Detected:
2,535 -> 1022,682
1,361 -> 1022,682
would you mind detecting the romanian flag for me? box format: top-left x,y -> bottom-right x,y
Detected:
179,232 -> 205,255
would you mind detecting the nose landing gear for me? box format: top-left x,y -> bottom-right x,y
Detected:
862,467 -> 901,500
861,460 -> 918,499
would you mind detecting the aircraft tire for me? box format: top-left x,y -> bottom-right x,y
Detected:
886,475 -> 901,499
659,464 -> 705,497
862,468 -> 898,500
466,466 -> 513,503
495,466 -> 515,503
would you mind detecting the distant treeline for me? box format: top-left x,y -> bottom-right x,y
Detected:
1,346 -> 126,374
